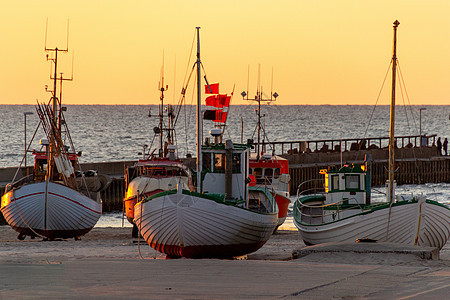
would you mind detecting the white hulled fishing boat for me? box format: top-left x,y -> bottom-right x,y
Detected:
1,44 -> 105,240
134,28 -> 278,258
293,20 -> 450,249
123,64 -> 193,237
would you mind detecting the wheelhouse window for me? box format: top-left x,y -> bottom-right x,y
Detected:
345,174 -> 360,190
214,153 -> 225,172
330,174 -> 339,191
203,152 -> 212,171
274,168 -> 280,179
253,168 -> 262,178
232,153 -> 241,173
264,168 -> 273,178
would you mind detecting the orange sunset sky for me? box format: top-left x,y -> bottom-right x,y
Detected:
1,0 -> 449,105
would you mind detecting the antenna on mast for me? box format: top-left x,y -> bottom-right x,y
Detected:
241,65 -> 278,160
42,19 -> 73,181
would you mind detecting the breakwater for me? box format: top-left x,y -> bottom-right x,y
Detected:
281,144 -> 450,193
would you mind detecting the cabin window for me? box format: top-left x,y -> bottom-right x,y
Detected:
254,168 -> 262,178
232,153 -> 241,173
330,175 -> 339,191
249,168 -> 253,175
203,153 -> 212,171
345,175 -> 360,190
274,168 -> 280,179
214,153 -> 225,172
264,168 -> 273,179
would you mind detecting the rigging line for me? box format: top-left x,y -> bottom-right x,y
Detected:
397,61 -> 420,136
146,134 -> 157,160
398,71 -> 416,147
397,61 -> 423,182
217,85 -> 235,139
58,107 -> 88,192
173,64 -> 196,127
351,60 -> 392,162
181,29 -> 197,92
362,60 -> 393,138
397,63 -> 418,138
183,78 -> 196,156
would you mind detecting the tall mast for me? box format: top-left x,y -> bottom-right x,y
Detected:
388,20 -> 400,203
158,55 -> 168,157
52,48 -> 58,121
196,27 -> 202,192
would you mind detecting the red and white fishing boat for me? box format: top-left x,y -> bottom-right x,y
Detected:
1,46 -> 104,240
249,154 -> 291,230
123,64 -> 193,237
134,28 -> 278,258
242,69 -> 291,230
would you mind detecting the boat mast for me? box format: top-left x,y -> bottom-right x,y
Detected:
196,27 -> 202,192
388,20 -> 400,203
158,55 -> 168,157
44,20 -> 69,181
241,65 -> 278,161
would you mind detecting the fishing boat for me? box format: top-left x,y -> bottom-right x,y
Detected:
123,65 -> 193,237
293,20 -> 450,249
249,154 -> 291,230
241,68 -> 291,230
1,46 -> 105,240
134,27 -> 278,258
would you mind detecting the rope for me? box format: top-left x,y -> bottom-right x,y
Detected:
352,60 -> 392,162
397,61 -> 424,183
12,190 -> 46,239
137,193 -> 144,259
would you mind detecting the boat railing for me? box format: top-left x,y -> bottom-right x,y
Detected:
297,197 -> 365,224
5,174 -> 35,193
296,179 -> 325,199
261,176 -> 278,212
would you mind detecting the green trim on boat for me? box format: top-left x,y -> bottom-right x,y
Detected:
327,164 -> 365,174
140,186 -> 277,216
426,199 -> 450,210
201,143 -> 251,151
294,197 -> 425,227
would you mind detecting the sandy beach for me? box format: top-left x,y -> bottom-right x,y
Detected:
1,226 -> 450,299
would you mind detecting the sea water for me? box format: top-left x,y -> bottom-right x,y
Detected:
1,104 -> 448,228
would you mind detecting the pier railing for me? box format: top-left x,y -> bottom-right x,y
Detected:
258,134 -> 437,155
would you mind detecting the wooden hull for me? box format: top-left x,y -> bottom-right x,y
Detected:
1,181 -> 102,239
124,190 -> 163,224
273,192 -> 290,227
124,176 -> 190,224
134,188 -> 278,258
293,197 -> 450,249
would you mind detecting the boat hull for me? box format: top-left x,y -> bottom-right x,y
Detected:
1,181 -> 102,239
124,176 -> 190,224
273,191 -> 290,227
293,197 -> 450,249
134,189 -> 278,258
124,190 -> 163,224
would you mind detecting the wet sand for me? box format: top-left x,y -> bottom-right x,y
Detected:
1,226 -> 449,299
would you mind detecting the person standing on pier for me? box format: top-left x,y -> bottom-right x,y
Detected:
443,138 -> 448,156
437,137 -> 442,155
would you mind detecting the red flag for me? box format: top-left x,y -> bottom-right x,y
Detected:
217,95 -> 231,108
213,111 -> 227,123
205,83 -> 219,94
205,95 -> 218,107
